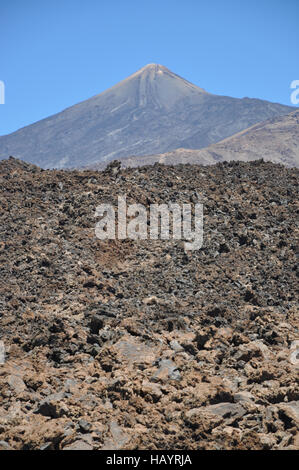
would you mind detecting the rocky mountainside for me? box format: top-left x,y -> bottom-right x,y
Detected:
0,64 -> 293,168
0,157 -> 298,450
95,109 -> 299,169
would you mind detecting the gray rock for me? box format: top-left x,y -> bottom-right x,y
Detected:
152,359 -> 181,382
78,419 -> 92,433
102,421 -> 130,450
7,375 -> 26,394
0,441 -> 11,450
40,442 -> 54,450
34,392 -> 68,418
169,340 -> 184,352
63,440 -> 93,451
234,391 -> 255,403
204,403 -> 247,419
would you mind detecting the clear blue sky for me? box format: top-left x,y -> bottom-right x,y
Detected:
0,0 -> 298,136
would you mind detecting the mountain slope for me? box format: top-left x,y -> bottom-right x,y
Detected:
109,109 -> 299,169
0,64 -> 294,168
197,108 -> 299,167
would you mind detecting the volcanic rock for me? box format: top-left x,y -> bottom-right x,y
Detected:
0,157 -> 298,449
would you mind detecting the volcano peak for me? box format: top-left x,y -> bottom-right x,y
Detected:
0,64 -> 293,168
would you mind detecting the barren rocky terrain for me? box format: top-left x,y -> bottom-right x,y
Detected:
0,157 -> 298,450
